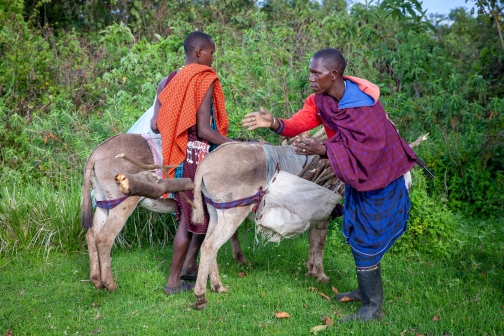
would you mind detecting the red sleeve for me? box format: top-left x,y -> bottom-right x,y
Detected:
278,94 -> 322,137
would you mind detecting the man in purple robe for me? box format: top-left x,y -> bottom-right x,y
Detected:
242,48 -> 417,322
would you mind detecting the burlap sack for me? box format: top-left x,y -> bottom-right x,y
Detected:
255,171 -> 342,243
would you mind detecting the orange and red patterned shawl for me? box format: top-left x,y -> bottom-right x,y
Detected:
157,63 -> 228,178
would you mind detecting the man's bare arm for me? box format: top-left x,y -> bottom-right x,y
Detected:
196,83 -> 232,145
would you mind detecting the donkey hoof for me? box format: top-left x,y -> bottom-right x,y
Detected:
234,254 -> 249,265
317,274 -> 330,283
105,283 -> 118,292
305,271 -> 316,278
91,279 -> 105,290
211,283 -> 228,293
194,294 -> 207,310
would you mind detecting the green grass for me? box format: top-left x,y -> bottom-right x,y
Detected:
0,181 -> 85,256
0,180 -> 178,255
1,220 -> 503,335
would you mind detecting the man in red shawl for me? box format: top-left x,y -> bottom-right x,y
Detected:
243,48 -> 417,322
151,31 -> 233,294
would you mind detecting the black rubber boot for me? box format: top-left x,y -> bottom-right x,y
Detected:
336,287 -> 361,302
339,265 -> 385,322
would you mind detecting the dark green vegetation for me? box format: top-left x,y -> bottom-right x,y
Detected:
0,0 -> 503,334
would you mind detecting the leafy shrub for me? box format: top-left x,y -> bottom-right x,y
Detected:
393,170 -> 461,258
0,0 -> 503,255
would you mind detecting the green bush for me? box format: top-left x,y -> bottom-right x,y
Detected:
393,170 -> 461,258
0,0 -> 502,254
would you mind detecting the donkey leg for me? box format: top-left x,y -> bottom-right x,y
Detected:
195,207 -> 250,310
201,205 -> 228,294
230,212 -> 255,264
87,207 -> 108,289
209,207 -> 253,292
230,230 -> 249,265
306,218 -> 330,283
208,259 -> 227,294
95,196 -> 141,291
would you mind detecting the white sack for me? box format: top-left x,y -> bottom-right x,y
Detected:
255,171 -> 342,243
127,94 -> 157,134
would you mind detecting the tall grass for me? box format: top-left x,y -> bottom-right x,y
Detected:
116,207 -> 178,249
0,179 -> 84,257
0,169 -> 463,261
0,177 -> 179,256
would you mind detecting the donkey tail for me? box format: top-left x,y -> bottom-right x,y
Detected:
191,167 -> 206,224
81,163 -> 94,229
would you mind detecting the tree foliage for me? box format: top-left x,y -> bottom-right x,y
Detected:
0,0 -> 502,254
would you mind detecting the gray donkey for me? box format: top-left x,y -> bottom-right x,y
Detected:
81,133 -> 247,291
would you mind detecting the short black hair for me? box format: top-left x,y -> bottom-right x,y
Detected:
183,31 -> 214,54
312,48 -> 346,75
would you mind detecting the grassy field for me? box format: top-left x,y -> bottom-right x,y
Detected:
2,2 -> 503,334
1,218 -> 503,335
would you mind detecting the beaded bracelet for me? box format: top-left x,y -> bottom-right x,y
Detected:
270,118 -> 276,129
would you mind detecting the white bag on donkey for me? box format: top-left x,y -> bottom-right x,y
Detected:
255,171 -> 342,243
127,94 -> 157,134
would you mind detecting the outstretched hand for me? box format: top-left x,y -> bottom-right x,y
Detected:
292,134 -> 327,156
242,107 -> 275,131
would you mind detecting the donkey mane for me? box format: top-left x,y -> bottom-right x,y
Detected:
263,144 -> 311,175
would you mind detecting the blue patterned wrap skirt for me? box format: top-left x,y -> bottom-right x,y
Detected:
343,175 -> 410,268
